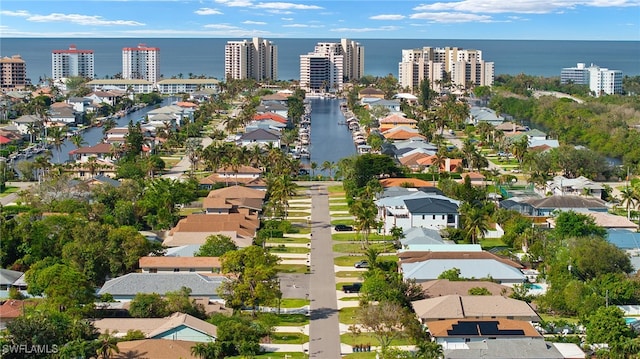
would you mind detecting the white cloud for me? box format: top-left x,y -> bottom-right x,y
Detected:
203,24 -> 241,29
0,10 -> 31,17
243,20 -> 267,25
254,2 -> 322,10
266,10 -> 293,14
26,13 -> 144,26
214,0 -> 254,7
412,0 -> 640,15
330,25 -> 400,33
281,17 -> 294,21
410,12 -> 492,23
370,14 -> 405,20
194,8 -> 223,15
282,23 -> 323,28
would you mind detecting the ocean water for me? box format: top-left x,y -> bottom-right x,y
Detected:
1,38 -> 638,83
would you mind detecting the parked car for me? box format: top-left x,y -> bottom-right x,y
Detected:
334,224 -> 353,231
342,282 -> 362,293
354,260 -> 369,268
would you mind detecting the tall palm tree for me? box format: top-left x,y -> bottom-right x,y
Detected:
511,136 -> 529,167
321,160 -> 335,180
70,134 -> 86,149
461,204 -> 490,244
620,186 -> 636,220
96,330 -> 119,359
350,197 -> 378,248
48,126 -> 66,163
310,161 -> 318,179
185,138 -> 202,176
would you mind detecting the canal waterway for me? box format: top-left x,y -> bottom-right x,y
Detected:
48,97 -> 177,164
308,98 -> 357,176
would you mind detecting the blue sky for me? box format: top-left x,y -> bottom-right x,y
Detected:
1,0 -> 639,40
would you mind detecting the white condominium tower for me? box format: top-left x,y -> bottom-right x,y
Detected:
561,63 -> 622,96
299,38 -> 364,93
224,37 -> 277,81
51,45 -> 95,80
122,44 -> 160,84
398,46 -> 494,93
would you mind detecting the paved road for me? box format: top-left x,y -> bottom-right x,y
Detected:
307,183 -> 342,358
161,137 -> 213,180
0,182 -> 33,206
443,132 -> 503,173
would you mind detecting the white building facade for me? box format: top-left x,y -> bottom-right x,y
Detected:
561,63 -> 623,96
300,39 -> 364,93
122,44 -> 160,84
224,37 -> 277,81
52,45 -> 95,80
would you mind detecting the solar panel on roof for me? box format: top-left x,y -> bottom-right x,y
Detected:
448,321 -> 480,336
478,321 -> 501,335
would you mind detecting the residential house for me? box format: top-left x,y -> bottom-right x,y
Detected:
0,300 -> 37,330
67,97 -> 93,113
544,175 -> 603,198
97,273 -> 226,301
198,165 -> 265,190
253,112 -> 289,125
147,105 -> 192,127
11,115 -> 42,136
382,126 -> 426,141
206,184 -> 266,201
165,245 -> 203,257
399,227 -> 451,249
49,103 -> 79,124
238,128 -> 281,148
367,98 -> 401,113
115,339 -> 199,359
69,143 -> 115,162
379,113 -> 417,132
163,213 -> 259,248
358,87 -> 385,100
94,312 -> 217,342
0,269 -> 25,292
138,256 -> 221,274
444,337 -> 569,359
64,159 -> 117,179
376,191 -> 460,234
550,212 -> 638,231
86,90 -> 122,106
378,178 -> 434,188
400,251 -> 526,284
256,102 -> 289,119
245,118 -> 287,133
412,295 -> 540,323
419,279 -> 513,298
468,106 -> 503,126
500,195 -> 608,216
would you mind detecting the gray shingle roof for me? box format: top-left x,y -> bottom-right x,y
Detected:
98,273 -> 225,297
402,259 -> 526,282
404,197 -> 459,214
446,338 -> 564,359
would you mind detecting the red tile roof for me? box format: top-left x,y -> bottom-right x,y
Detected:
253,113 -> 287,124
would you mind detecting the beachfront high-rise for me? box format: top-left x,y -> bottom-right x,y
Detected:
52,45 -> 95,80
398,47 -> 494,93
122,44 -> 160,84
1,55 -> 27,91
561,63 -> 622,96
299,38 -> 364,93
224,37 -> 277,81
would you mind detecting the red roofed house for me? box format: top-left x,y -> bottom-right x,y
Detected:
198,165 -> 266,190
139,256 -> 222,275
379,113 -> 418,132
0,300 -> 36,329
253,113 -> 288,124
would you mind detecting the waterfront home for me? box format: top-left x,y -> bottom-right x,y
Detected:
66,97 -> 94,113
252,112 -> 288,125
199,165 -> 266,190
93,312 -> 217,342
86,90 -> 122,107
375,190 -> 460,233
256,102 -> 289,119
365,98 -> 402,113
69,143 -> 116,162
147,105 -> 193,126
382,126 -> 426,141
238,128 -> 281,148
468,106 -> 503,126
49,103 -> 79,124
358,87 -> 385,99
97,273 -> 226,301
379,113 -> 417,132
11,115 -> 42,136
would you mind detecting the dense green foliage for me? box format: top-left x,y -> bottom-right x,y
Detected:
195,234 -> 238,257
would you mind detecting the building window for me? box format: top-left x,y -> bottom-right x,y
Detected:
173,268 -> 180,272
432,215 -> 435,220
189,268 -> 196,272
149,268 -> 157,273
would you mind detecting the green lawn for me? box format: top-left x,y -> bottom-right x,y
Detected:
341,333 -> 413,346
228,353 -> 307,359
270,313 -> 309,326
480,238 -> 508,250
334,255 -> 367,267
270,332 -> 309,345
339,307 -> 360,325
268,246 -> 310,254
342,352 -> 377,359
332,233 -> 387,242
276,264 -> 309,274
331,219 -> 355,226
335,271 -> 365,279
279,298 -> 310,308
333,242 -> 395,254
539,313 -> 580,325
287,211 -> 311,218
339,297 -> 361,301
327,185 -> 345,194
267,237 -> 310,244
335,281 -> 363,290
329,204 -> 351,212
0,186 -> 19,197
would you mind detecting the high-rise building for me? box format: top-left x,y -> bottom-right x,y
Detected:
224,37 -> 277,81
398,46 -> 494,93
1,55 -> 27,91
52,45 -> 95,80
122,44 -> 160,84
588,65 -> 623,96
560,63 -> 590,85
561,63 -> 623,96
299,38 -> 363,93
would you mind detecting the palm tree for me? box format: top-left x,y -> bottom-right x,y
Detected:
461,204 -> 491,244
185,138 -> 202,176
310,161 -> 318,179
48,126 -> 66,163
321,160 -> 335,180
70,134 -> 86,149
350,197 -> 378,248
96,330 -> 119,359
620,186 -> 636,220
415,340 -> 444,359
511,136 -> 529,167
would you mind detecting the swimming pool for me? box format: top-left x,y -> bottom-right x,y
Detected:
625,317 -> 638,325
526,283 -> 544,290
